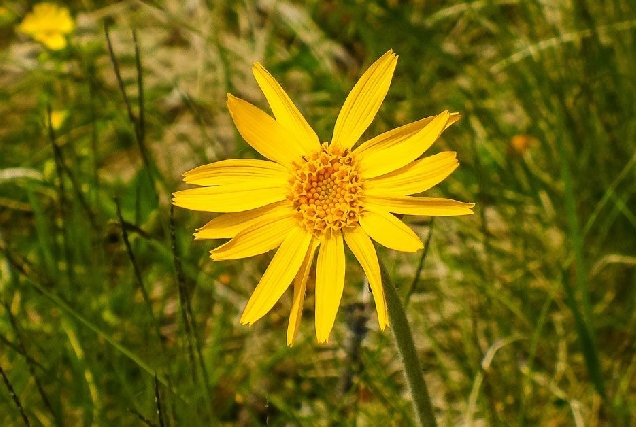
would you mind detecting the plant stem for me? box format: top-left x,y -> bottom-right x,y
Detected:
380,261 -> 437,427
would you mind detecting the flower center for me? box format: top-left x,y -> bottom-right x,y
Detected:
289,143 -> 363,234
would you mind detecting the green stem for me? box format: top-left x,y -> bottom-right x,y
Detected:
554,121 -> 606,399
380,261 -> 437,427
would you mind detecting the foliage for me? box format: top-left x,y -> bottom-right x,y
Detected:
1,0 -> 635,425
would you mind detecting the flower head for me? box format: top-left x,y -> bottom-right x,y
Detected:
174,50 -> 474,345
48,109 -> 68,130
17,3 -> 74,50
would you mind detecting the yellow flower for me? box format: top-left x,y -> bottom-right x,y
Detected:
17,3 -> 74,50
48,109 -> 68,130
174,51 -> 474,345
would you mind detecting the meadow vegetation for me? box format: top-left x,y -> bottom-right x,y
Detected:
1,0 -> 635,425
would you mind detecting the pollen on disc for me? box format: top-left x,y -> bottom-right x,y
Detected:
289,144 -> 363,234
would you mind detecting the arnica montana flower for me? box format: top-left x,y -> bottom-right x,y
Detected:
17,3 -> 74,50
174,50 -> 474,345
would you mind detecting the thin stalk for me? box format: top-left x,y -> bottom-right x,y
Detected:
0,365 -> 30,426
46,105 -> 75,289
3,301 -> 59,425
380,260 -> 437,427
114,198 -> 163,348
404,219 -> 434,307
555,121 -> 606,399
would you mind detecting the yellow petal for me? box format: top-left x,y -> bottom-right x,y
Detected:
356,112 -> 460,162
210,215 -> 297,261
252,63 -> 320,154
355,111 -> 451,179
364,151 -> 459,196
342,226 -> 388,330
315,230 -> 346,343
183,159 -> 288,186
363,195 -> 475,216
359,208 -> 423,252
240,226 -> 312,325
227,94 -> 307,166
40,33 -> 67,50
287,238 -> 319,346
18,4 -> 74,35
173,183 -> 286,213
57,12 -> 75,33
331,50 -> 398,150
195,201 -> 293,240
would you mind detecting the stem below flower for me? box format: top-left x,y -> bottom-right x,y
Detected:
380,260 -> 437,427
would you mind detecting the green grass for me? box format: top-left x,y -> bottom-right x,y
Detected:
1,0 -> 636,425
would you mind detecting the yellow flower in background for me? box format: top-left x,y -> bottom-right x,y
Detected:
17,3 -> 74,50
48,109 -> 68,130
174,50 -> 474,345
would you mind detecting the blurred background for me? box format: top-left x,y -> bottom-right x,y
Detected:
1,0 -> 635,425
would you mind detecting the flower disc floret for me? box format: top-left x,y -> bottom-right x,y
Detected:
289,143 -> 363,234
